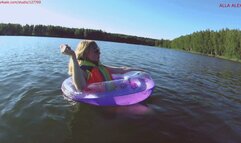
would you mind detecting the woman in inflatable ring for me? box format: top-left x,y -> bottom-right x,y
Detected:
60,40 -> 142,91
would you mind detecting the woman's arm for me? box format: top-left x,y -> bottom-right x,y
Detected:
60,44 -> 87,91
107,65 -> 144,74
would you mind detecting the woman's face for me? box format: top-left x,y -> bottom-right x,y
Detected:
87,46 -> 100,62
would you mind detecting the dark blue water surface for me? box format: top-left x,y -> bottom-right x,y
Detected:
0,36 -> 241,143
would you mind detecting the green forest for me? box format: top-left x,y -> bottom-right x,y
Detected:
169,29 -> 241,61
0,23 -> 240,61
0,23 -> 169,47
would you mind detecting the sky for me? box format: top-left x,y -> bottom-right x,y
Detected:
0,0 -> 241,40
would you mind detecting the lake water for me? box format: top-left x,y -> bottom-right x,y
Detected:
0,36 -> 241,143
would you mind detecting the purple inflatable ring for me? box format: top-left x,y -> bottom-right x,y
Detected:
61,71 -> 155,106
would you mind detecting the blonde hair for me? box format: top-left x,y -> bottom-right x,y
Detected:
68,40 -> 99,75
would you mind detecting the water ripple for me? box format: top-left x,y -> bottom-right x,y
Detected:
1,36 -> 241,143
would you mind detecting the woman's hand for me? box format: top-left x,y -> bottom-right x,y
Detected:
123,67 -> 145,73
107,66 -> 145,74
60,44 -> 75,57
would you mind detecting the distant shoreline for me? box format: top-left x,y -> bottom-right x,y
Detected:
174,49 -> 241,64
1,34 -> 240,64
1,23 -> 240,63
170,29 -> 241,63
0,23 -> 170,47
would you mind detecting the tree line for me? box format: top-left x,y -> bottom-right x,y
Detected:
0,23 -> 170,47
170,29 -> 241,60
1,23 -> 240,61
